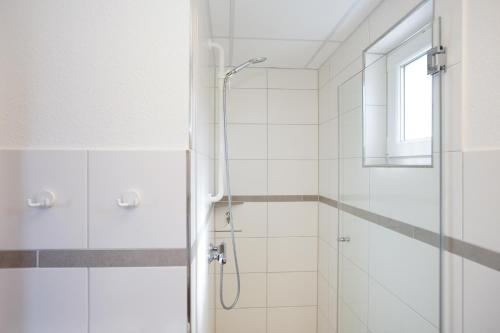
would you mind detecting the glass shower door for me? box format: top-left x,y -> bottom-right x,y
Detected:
336,3 -> 442,331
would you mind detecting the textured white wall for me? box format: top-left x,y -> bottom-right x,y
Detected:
0,0 -> 190,149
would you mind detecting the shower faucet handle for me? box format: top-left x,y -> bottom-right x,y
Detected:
338,236 -> 351,242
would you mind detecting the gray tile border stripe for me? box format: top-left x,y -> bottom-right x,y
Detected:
319,195 -> 500,272
0,249 -> 187,268
221,195 -> 319,202
38,249 -> 187,268
0,251 -> 37,268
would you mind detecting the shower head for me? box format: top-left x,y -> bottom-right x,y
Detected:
226,57 -> 267,77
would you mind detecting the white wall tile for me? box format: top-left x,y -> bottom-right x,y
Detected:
442,64 -> 463,152
369,223 -> 440,326
215,202 -> 267,238
338,73 -> 362,114
0,150 -> 87,249
319,159 -> 339,200
319,80 -> 338,124
268,90 -> 318,124
228,160 -> 267,195
268,237 -> 317,272
318,61 -> 331,88
268,69 -> 318,89
463,150 -> 500,252
0,268 -> 88,333
340,212 -> 369,272
216,273 -> 267,309
319,118 -> 339,159
268,160 -> 318,195
443,152 -> 463,239
216,237 -> 267,273
228,68 -> 267,89
369,159 -> 440,232
319,203 -> 339,248
338,299 -> 368,333
88,151 -> 186,248
339,257 -> 369,325
89,267 -> 186,333
317,310 -> 329,333
225,124 -> 267,159
340,158 -> 369,209
368,279 -> 439,333
268,307 -> 317,333
268,272 -> 317,307
318,239 -> 330,280
340,107 -> 362,158
268,125 -> 318,159
268,202 -> 318,237
216,308 -> 266,333
463,0 -> 500,149
463,259 -> 500,333
227,89 -> 268,124
318,274 -> 329,319
442,251 -> 463,333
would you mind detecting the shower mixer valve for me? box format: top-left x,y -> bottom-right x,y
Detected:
208,242 -> 227,265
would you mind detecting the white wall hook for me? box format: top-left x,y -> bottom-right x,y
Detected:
26,190 -> 56,208
116,190 -> 141,208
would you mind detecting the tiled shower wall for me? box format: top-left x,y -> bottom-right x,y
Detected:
317,0 -> 500,333
214,68 -> 319,333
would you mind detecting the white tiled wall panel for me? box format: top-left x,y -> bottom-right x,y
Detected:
228,68 -> 267,89
268,202 -> 318,237
463,150 -> 500,253
227,89 -> 267,124
368,279 -> 438,333
268,160 -> 318,195
268,237 -> 317,272
370,159 -> 440,232
216,273 -> 267,309
0,150 -> 87,249
0,268 -> 88,333
463,259 -> 500,333
215,202 -> 267,238
88,150 -> 186,248
268,125 -> 318,160
267,272 -> 317,307
268,90 -> 318,124
89,267 -> 186,333
228,160 -> 268,195
226,124 -> 267,159
268,69 -> 317,90
216,237 -> 267,273
267,307 -> 317,333
369,223 -> 440,326
218,68 -> 319,331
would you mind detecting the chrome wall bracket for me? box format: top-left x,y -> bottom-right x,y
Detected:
427,46 -> 446,75
338,236 -> 351,243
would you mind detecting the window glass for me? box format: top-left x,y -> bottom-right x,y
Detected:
402,54 -> 432,141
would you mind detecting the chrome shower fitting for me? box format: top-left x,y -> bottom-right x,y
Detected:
208,242 -> 227,265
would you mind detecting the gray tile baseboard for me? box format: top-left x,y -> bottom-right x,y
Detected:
0,249 -> 186,268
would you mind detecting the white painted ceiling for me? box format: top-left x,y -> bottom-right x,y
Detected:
208,0 -> 384,69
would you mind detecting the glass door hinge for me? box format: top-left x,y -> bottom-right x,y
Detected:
427,46 -> 446,75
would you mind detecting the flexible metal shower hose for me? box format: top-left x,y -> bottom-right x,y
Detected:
219,75 -> 241,310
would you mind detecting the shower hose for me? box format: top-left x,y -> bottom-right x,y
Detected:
219,75 -> 240,310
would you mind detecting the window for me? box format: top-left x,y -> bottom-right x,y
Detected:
362,0 -> 437,167
401,54 -> 432,142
